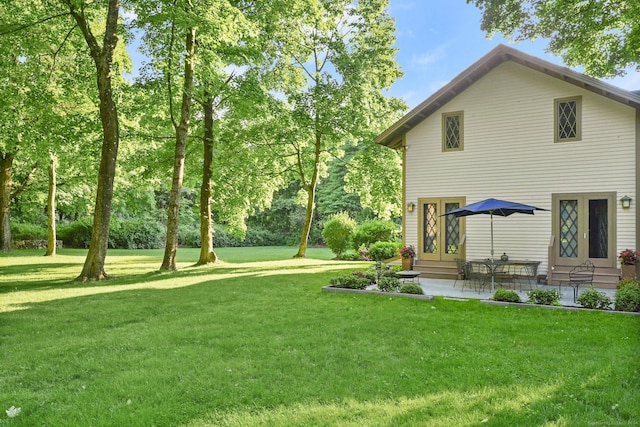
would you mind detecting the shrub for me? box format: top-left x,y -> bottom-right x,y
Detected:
322,212 -> 357,259
109,217 -> 165,249
329,275 -> 369,290
368,241 -> 401,261
351,220 -> 399,251
351,270 -> 377,285
493,288 -> 521,303
399,283 -> 424,295
527,288 -> 561,305
615,280 -> 640,312
577,287 -> 612,310
57,218 -> 93,248
11,223 -> 47,240
378,276 -> 401,292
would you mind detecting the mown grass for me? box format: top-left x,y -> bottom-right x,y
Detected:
1,247 -> 639,426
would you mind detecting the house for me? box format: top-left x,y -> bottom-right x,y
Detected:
376,44 -> 640,288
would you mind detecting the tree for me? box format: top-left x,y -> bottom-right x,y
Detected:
467,0 -> 640,77
268,0 -> 404,258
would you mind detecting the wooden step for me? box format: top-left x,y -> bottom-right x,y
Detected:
549,266 -> 620,289
413,260 -> 459,280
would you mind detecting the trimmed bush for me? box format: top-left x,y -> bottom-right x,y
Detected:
322,212 -> 357,259
11,223 -> 47,240
615,280 -> 640,312
378,276 -> 401,292
368,241 -> 401,261
57,218 -> 93,248
329,275 -> 370,290
109,217 -> 165,249
493,288 -> 521,303
351,220 -> 399,251
527,288 -> 561,305
399,283 -> 424,295
577,287 -> 612,310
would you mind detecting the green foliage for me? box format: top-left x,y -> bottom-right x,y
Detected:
615,280 -> 640,312
469,0 -> 639,77
368,241 -> 401,262
399,283 -> 424,295
576,287 -> 612,310
378,276 -> 401,292
109,218 -> 165,250
322,212 -> 357,259
493,288 -> 521,303
352,220 -> 400,251
527,289 -> 561,306
329,274 -> 370,290
57,218 -> 93,248
10,223 -> 47,240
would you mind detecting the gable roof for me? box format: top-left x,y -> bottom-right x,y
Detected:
376,44 -> 640,149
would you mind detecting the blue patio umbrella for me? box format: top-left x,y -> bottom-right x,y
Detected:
442,198 -> 547,290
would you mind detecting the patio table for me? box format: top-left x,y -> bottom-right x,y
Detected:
472,259 -> 541,290
396,270 -> 421,283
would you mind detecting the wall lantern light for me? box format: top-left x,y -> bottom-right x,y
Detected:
407,202 -> 416,213
620,195 -> 632,209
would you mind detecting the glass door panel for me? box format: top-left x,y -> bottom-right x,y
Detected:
554,193 -> 615,268
419,198 -> 465,261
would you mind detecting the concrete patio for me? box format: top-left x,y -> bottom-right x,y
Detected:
412,276 -> 617,308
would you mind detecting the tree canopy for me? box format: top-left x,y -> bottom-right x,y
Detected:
468,0 -> 640,77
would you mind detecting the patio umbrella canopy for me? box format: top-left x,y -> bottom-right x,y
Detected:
442,198 -> 548,290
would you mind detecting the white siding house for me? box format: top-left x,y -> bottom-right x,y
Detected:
376,45 -> 640,288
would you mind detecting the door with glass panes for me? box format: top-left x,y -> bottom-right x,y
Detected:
418,198 -> 465,261
553,192 -> 616,268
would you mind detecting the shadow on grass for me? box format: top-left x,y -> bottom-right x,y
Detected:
0,260 -> 359,313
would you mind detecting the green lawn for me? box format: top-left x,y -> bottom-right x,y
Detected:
1,248 -> 638,426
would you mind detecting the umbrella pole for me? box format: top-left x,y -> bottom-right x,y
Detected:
490,211 -> 495,291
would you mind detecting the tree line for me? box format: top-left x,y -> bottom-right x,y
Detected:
0,0 -> 405,281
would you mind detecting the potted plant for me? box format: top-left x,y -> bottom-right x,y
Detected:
399,245 -> 416,270
618,249 -> 639,280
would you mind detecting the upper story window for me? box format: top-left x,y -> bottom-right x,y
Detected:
442,111 -> 463,152
555,96 -> 582,143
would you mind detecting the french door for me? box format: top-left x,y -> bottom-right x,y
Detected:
418,198 -> 465,261
553,192 -> 616,268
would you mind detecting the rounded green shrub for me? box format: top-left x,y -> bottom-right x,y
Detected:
329,275 -> 369,290
526,288 -> 561,305
493,288 -> 521,303
577,287 -> 612,310
322,212 -> 357,259
399,283 -> 424,295
368,241 -> 401,261
378,276 -> 401,292
615,280 -> 640,312
351,220 -> 399,251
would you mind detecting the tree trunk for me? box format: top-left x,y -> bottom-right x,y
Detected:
161,26 -> 196,271
196,95 -> 217,265
45,153 -> 57,257
69,0 -> 121,281
0,152 -> 13,252
294,134 -> 322,258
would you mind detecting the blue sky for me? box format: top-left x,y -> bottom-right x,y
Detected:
387,0 -> 640,109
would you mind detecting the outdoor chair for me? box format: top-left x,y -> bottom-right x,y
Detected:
493,263 -> 514,288
464,261 -> 488,292
515,261 -> 541,291
559,260 -> 595,302
453,258 -> 466,288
